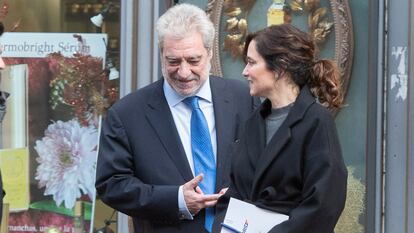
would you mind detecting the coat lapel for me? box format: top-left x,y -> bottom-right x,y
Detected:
210,77 -> 235,191
250,122 -> 291,197
145,80 -> 193,181
244,106 -> 267,169
250,87 -> 316,194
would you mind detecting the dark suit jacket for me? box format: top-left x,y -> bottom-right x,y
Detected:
96,76 -> 257,233
213,86 -> 347,233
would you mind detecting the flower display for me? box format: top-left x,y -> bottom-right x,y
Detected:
34,119 -> 98,209
48,52 -> 118,125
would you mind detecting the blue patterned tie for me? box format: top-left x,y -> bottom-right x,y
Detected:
183,96 -> 216,233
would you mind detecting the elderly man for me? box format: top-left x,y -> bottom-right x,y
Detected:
95,3 -> 257,233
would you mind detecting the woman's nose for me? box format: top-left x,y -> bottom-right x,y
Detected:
242,65 -> 249,78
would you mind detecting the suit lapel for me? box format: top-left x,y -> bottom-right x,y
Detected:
250,87 -> 316,194
145,80 -> 193,181
210,77 -> 235,191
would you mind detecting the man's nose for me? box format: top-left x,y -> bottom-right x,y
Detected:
0,57 -> 5,70
177,62 -> 191,77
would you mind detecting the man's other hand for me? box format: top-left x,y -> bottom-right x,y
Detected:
183,174 -> 221,216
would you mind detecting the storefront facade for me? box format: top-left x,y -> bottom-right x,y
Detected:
0,1 -> 413,233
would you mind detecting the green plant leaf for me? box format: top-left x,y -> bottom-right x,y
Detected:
29,200 -> 92,220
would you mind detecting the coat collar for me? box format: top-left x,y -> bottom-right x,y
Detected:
249,86 -> 316,196
259,85 -> 315,127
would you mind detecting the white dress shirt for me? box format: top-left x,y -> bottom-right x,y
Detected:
163,78 -> 217,219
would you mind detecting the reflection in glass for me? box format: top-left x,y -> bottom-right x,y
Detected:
1,64 -> 28,149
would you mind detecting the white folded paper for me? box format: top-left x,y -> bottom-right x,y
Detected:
221,197 -> 289,233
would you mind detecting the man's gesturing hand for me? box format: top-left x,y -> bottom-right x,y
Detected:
183,174 -> 221,216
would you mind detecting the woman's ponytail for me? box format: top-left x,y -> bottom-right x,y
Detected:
309,59 -> 343,109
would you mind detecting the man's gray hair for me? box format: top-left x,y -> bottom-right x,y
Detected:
156,3 -> 215,52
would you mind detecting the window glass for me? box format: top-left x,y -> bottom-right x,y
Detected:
0,1 -> 120,232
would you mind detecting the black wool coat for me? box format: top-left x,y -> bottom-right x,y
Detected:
213,86 -> 348,233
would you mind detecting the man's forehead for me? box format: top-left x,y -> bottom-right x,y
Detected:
165,54 -> 202,59
161,46 -> 210,59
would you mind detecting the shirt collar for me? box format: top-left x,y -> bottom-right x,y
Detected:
163,77 -> 212,107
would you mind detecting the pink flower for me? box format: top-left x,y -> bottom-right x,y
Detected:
35,120 -> 98,209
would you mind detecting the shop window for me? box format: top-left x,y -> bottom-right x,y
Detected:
0,1 -> 121,232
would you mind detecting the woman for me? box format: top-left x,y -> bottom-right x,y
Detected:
213,24 -> 347,233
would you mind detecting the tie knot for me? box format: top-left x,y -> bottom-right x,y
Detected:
183,96 -> 200,110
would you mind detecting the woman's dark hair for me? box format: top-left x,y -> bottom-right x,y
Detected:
243,24 -> 342,109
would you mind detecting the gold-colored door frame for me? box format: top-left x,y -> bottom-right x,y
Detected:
207,0 -> 354,108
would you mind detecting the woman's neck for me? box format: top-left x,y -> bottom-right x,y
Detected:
268,81 -> 300,109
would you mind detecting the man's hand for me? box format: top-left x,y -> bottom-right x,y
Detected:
183,174 -> 221,216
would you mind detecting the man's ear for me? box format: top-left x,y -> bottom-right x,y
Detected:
207,49 -> 213,60
159,50 -> 165,63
